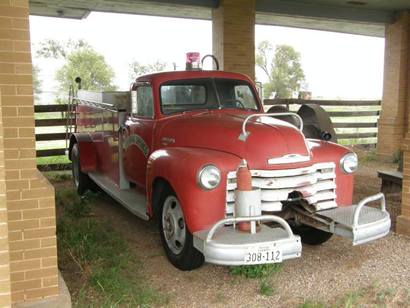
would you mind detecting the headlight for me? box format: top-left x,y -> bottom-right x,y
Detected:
197,165 -> 221,190
340,153 -> 358,174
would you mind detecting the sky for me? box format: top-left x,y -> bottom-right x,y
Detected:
29,12 -> 385,101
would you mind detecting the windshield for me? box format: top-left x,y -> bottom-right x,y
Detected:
160,78 -> 259,115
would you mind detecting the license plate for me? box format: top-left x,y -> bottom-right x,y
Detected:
243,244 -> 282,264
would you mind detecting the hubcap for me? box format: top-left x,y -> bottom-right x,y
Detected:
162,196 -> 186,254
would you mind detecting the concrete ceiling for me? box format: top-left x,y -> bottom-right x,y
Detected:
29,0 -> 410,37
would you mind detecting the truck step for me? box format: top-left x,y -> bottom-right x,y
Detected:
89,172 -> 149,220
317,193 -> 390,245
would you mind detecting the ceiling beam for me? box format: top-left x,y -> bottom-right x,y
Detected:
256,0 -> 394,24
29,0 -> 213,20
148,0 -> 218,8
256,13 -> 385,37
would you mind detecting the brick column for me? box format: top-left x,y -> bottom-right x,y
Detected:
377,12 -> 410,160
0,93 -> 12,308
397,149 -> 410,235
0,0 -> 59,304
212,0 -> 256,80
395,11 -> 410,236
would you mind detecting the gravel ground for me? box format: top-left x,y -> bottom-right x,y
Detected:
82,154 -> 410,307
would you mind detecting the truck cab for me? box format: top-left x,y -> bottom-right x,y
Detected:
69,69 -> 390,270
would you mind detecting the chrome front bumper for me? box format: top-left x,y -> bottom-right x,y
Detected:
193,215 -> 302,266
317,193 -> 391,245
192,194 -> 390,266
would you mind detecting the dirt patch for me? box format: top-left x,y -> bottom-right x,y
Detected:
85,193 -> 410,307
55,155 -> 408,307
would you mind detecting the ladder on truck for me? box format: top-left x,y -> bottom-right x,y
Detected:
65,84 -> 77,157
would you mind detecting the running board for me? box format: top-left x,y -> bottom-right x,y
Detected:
89,172 -> 149,220
317,193 -> 390,245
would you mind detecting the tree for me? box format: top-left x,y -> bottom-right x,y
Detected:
32,65 -> 42,100
256,41 -> 306,98
56,48 -> 116,92
37,39 -> 116,92
129,60 -> 167,80
36,39 -> 91,59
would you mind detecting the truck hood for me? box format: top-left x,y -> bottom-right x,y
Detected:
157,111 -> 310,168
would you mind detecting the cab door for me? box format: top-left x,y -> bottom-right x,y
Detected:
122,85 -> 155,188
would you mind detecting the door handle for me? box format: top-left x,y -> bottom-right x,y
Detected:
119,125 -> 130,135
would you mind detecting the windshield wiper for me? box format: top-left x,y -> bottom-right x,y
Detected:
211,78 -> 223,109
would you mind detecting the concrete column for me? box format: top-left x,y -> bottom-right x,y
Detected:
212,0 -> 256,80
0,0 -> 59,304
377,12 -> 410,160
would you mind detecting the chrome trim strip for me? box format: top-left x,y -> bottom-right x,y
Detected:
267,153 -> 311,165
227,162 -> 336,179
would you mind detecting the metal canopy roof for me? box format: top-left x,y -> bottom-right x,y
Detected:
29,0 -> 410,37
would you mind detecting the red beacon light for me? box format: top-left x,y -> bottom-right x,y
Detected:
185,53 -> 220,71
185,52 -> 201,71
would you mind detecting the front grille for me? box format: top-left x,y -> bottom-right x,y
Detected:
225,162 -> 337,217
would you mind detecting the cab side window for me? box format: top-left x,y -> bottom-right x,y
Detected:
133,86 -> 154,118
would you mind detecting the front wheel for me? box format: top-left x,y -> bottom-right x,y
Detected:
291,224 -> 333,245
159,188 -> 204,270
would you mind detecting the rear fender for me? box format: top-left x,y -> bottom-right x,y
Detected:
147,147 -> 241,233
69,133 -> 97,173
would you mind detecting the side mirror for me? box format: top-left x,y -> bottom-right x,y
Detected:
255,81 -> 263,100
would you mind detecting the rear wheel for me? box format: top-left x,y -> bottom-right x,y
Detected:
292,224 -> 333,245
71,143 -> 93,195
159,187 -> 204,270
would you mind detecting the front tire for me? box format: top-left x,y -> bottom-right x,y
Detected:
159,187 -> 204,270
71,143 -> 93,195
292,224 -> 333,245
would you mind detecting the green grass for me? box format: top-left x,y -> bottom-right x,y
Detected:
35,112 -> 67,120
337,289 -> 363,308
230,263 -> 282,279
230,264 -> 281,298
44,171 -> 72,182
358,148 -> 378,163
56,188 -> 166,307
376,287 -> 395,304
259,280 -> 274,296
338,138 -> 377,146
37,155 -> 70,165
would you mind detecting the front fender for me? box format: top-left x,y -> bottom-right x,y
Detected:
309,140 -> 354,206
147,147 -> 241,233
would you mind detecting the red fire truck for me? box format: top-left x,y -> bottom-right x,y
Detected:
68,55 -> 390,270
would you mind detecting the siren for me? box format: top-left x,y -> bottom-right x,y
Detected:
185,52 -> 201,71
